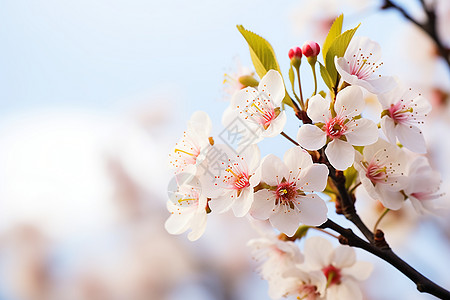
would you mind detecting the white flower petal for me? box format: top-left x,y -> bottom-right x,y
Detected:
325,139 -> 355,170
345,36 -> 381,62
307,94 -> 330,123
208,191 -> 235,214
251,189 -> 276,220
297,194 -> 328,226
269,206 -> 302,236
396,124 -> 427,153
333,279 -> 363,300
283,146 -> 313,171
260,154 -> 289,185
364,76 -> 397,94
412,95 -> 432,115
232,188 -> 254,217
304,236 -> 333,270
187,212 -> 207,241
297,164 -> 329,192
376,186 -> 405,210
188,111 -> 212,138
380,116 -> 396,145
297,124 -> 326,150
258,69 -> 285,106
231,86 -> 256,108
342,261 -> 373,281
335,86 -> 364,119
332,245 -> 356,269
263,110 -> 286,137
345,118 -> 378,146
164,207 -> 191,235
240,144 -> 261,172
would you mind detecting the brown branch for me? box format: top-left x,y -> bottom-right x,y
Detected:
320,219 -> 450,299
319,148 -> 375,243
381,0 -> 450,72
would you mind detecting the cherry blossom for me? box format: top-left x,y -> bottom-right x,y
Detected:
224,70 -> 287,143
202,144 -> 261,217
303,236 -> 373,300
281,268 -> 327,300
405,156 -> 443,214
379,84 -> 432,153
165,177 -> 208,241
335,36 -> 396,94
168,111 -> 212,175
248,233 -> 304,299
223,61 -> 258,96
297,86 -> 378,170
250,147 -> 329,236
353,138 -> 408,210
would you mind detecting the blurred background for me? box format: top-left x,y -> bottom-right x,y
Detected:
0,0 -> 449,299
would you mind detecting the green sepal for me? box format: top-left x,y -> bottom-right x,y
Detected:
318,90 -> 327,98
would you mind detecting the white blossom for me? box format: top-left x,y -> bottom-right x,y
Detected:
223,60 -> 258,96
281,268 -> 327,300
248,233 -> 304,299
353,138 -> 408,210
202,144 -> 261,217
168,111 -> 212,175
379,84 -> 431,153
405,156 -> 444,214
303,237 -> 373,300
224,70 -> 287,143
250,147 -> 329,236
335,37 -> 396,94
165,177 -> 208,241
297,86 -> 378,170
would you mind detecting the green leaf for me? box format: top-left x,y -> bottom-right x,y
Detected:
319,62 -> 333,91
322,14 -> 343,62
237,25 -> 281,78
325,24 -> 360,87
237,25 -> 293,108
344,165 -> 358,190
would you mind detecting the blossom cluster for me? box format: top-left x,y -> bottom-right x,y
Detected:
165,18 -> 445,300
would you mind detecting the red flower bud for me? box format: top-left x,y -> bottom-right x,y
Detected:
302,41 -> 320,57
288,47 -> 302,60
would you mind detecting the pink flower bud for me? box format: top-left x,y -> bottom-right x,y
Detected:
288,47 -> 302,60
302,41 -> 320,57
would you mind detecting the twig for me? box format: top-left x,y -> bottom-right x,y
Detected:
381,0 -> 450,72
280,131 -> 299,146
321,219 -> 450,299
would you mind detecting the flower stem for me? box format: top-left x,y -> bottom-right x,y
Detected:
311,227 -> 339,239
295,66 -> 305,109
280,131 -> 299,146
310,63 -> 318,97
373,208 -> 390,232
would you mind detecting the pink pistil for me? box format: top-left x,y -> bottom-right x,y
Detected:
325,116 -> 347,139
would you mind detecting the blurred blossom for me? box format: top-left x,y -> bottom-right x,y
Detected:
290,0 -> 370,42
